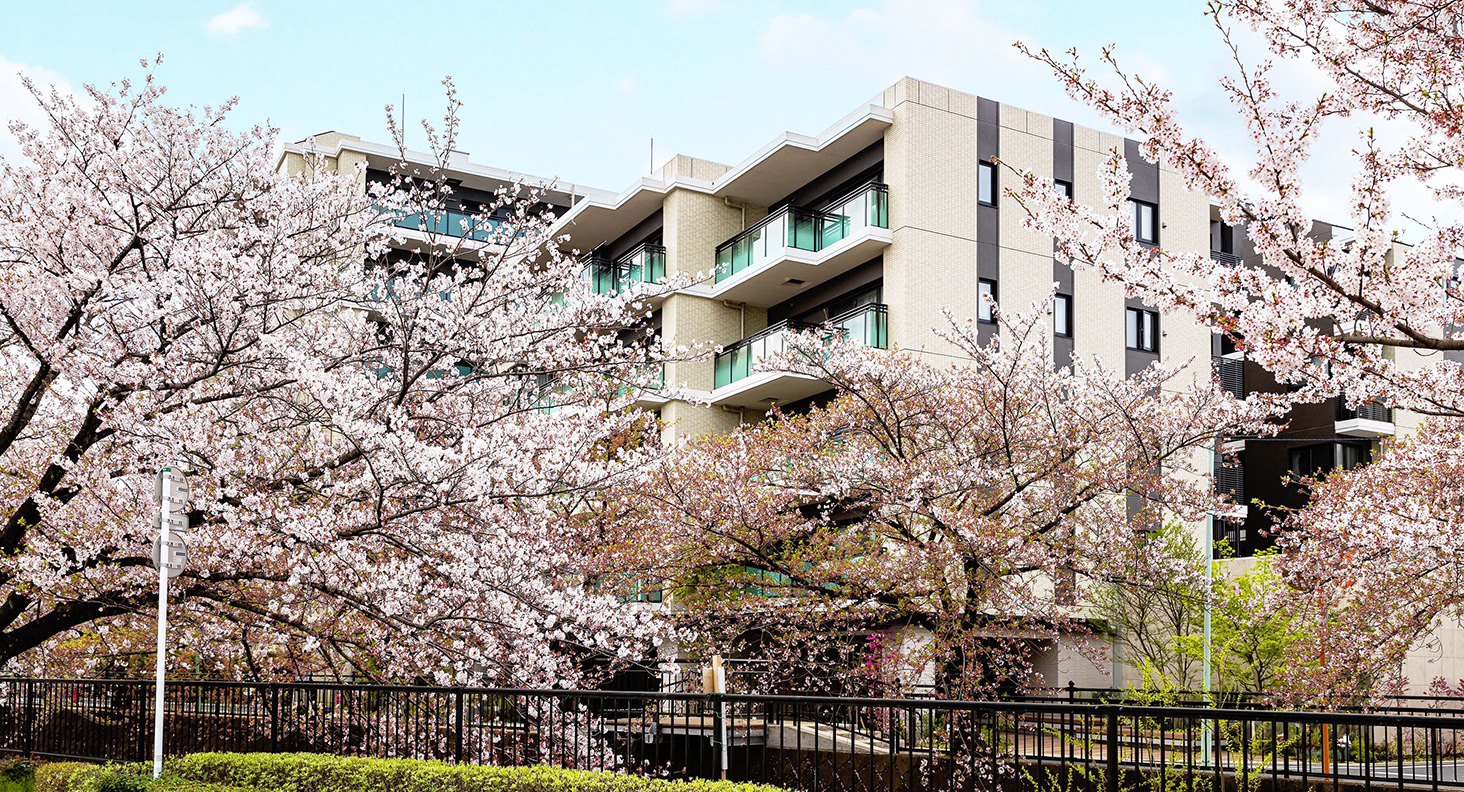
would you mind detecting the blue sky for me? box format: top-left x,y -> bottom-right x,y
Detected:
0,0 -> 1440,233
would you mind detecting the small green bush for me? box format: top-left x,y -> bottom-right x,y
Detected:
34,763 -> 97,792
34,762 -> 253,792
0,759 -> 34,792
37,755 -> 791,792
169,753 -> 790,792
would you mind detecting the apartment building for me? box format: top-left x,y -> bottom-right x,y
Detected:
278,77 -> 1448,691
1207,220 -> 1409,558
558,78 -> 1212,450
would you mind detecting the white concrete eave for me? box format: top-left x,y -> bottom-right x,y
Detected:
687,225 -> 893,307
276,138 -> 613,211
711,103 -> 893,206
551,103 -> 893,252
1335,418 -> 1395,438
709,371 -> 828,410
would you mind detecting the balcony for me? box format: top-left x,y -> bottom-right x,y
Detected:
1214,356 -> 1245,399
711,303 -> 887,408
1335,401 -> 1395,437
383,205 -> 502,243
1216,463 -> 1245,505
583,243 -> 667,296
709,183 -> 890,307
633,363 -> 671,408
1210,250 -> 1242,267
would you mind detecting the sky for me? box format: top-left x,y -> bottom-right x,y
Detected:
0,0 -> 1449,238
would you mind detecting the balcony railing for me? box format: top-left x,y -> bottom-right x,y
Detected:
1337,401 -> 1392,423
1214,356 -> 1244,399
583,243 -> 667,296
713,302 -> 888,389
1210,250 -> 1242,267
1216,463 -> 1245,504
382,205 -> 502,242
714,182 -> 889,284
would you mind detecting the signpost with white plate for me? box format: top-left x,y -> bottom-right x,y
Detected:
151,467 -> 189,778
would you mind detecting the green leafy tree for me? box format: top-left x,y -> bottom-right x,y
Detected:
1181,550 -> 1304,695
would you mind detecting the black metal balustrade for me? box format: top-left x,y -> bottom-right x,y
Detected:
1216,463 -> 1245,505
1214,356 -> 1245,400
1338,401 -> 1394,423
1210,250 -> 1243,267
12,677 -> 1464,792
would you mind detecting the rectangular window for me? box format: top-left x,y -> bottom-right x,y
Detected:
1054,180 -> 1072,199
1131,200 -> 1158,244
978,279 -> 997,323
1125,307 -> 1158,352
978,161 -> 996,206
1054,294 -> 1073,337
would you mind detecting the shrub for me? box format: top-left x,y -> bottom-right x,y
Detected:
34,763 -> 97,792
35,762 -> 253,792
0,759 -> 34,792
37,755 -> 792,792
168,753 -> 792,792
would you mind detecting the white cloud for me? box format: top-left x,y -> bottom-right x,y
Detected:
0,57 -> 74,161
668,0 -> 724,16
758,1 -> 1013,81
757,0 -> 1083,124
206,3 -> 267,36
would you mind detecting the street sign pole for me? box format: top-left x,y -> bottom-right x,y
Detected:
151,467 -> 189,780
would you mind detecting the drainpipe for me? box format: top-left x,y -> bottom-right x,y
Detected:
722,300 -> 746,338
721,405 -> 745,425
724,197 -> 748,230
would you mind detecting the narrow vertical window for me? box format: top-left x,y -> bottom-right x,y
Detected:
1054,294 -> 1072,338
1125,307 -> 1159,352
1054,180 -> 1072,199
1131,200 -> 1158,244
978,162 -> 996,206
978,279 -> 997,323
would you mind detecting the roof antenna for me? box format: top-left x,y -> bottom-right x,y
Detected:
650,137 -> 654,175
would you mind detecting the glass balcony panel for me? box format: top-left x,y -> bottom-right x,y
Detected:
788,210 -> 820,252
870,187 -> 888,228
713,183 -> 888,284
377,204 -> 501,242
617,244 -> 666,288
713,305 -> 887,389
581,257 -> 620,296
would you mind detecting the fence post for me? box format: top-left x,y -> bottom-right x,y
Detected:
21,679 -> 34,757
269,683 -> 279,753
1105,704 -> 1120,792
454,689 -> 465,764
1068,681 -> 1076,701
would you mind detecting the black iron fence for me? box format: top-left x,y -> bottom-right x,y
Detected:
8,678 -> 1464,792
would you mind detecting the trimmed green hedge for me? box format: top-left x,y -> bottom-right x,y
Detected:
35,761 -> 251,792
36,754 -> 792,792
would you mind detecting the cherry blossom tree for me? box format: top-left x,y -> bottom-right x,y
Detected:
1014,0 -> 1464,420
599,305 -> 1270,697
1005,0 -> 1464,700
1266,423 -> 1464,702
0,62 -> 671,685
